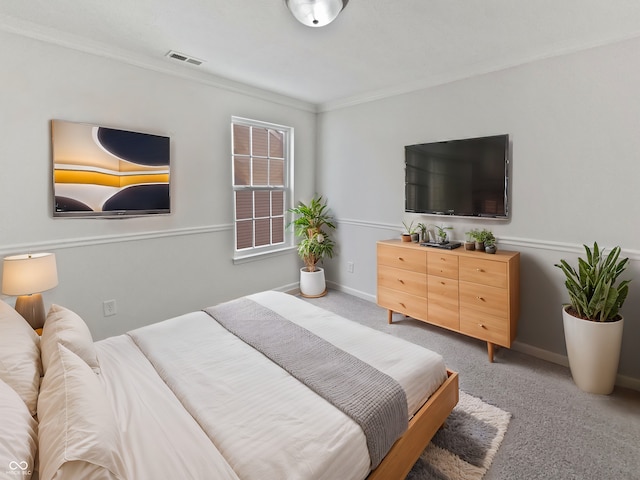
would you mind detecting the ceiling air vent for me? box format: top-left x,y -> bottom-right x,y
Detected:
166,50 -> 204,66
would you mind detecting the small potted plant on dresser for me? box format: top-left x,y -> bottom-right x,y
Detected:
429,225 -> 452,244
288,195 -> 336,297
463,231 -> 475,250
555,242 -> 631,394
402,220 -> 419,242
469,228 -> 492,251
417,223 -> 428,243
484,232 -> 497,254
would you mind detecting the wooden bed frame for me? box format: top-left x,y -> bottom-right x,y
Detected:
367,369 -> 459,480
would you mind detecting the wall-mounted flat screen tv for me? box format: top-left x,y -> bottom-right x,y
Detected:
51,120 -> 170,218
405,134 -> 509,218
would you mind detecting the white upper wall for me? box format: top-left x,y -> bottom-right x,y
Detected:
318,37 -> 640,245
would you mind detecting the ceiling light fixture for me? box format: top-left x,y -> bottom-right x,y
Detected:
285,0 -> 349,27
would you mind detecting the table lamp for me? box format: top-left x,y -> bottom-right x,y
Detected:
2,253 -> 58,329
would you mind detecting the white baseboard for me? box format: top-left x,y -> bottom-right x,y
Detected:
512,341 -> 640,392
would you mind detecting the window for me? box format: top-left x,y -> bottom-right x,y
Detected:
232,117 -> 293,260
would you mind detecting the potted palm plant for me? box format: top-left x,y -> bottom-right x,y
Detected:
288,195 -> 336,297
555,242 -> 631,394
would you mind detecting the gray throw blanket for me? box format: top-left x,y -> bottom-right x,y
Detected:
204,298 -> 408,469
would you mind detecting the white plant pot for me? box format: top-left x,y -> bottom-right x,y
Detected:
562,306 -> 624,395
299,267 -> 327,298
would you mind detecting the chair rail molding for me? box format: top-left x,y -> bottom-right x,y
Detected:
335,218 -> 640,259
0,224 -> 232,257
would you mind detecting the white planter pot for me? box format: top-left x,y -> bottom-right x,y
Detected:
562,306 -> 624,395
299,267 -> 327,298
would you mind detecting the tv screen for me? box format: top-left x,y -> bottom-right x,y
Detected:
405,134 -> 509,218
51,120 -> 170,218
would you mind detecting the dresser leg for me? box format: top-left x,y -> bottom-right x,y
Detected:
388,310 -> 393,324
487,342 -> 495,363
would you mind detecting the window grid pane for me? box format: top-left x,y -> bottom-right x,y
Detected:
233,120 -> 289,253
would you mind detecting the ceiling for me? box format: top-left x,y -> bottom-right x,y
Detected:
2,1 -> 640,110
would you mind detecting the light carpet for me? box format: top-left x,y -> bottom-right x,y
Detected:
407,391 -> 511,480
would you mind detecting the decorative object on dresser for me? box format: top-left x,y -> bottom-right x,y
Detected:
467,228 -> 494,252
288,195 -> 336,297
464,232 -> 475,251
428,224 -> 453,244
484,232 -> 497,254
555,242 -> 631,394
1,253 -> 58,329
377,239 -> 520,362
402,220 -> 419,242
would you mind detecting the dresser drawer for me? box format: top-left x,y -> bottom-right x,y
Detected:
427,276 -> 459,330
460,309 -> 509,346
378,244 -> 427,273
427,253 -> 459,279
378,287 -> 427,319
459,257 -> 507,288
378,265 -> 427,297
459,282 -> 508,318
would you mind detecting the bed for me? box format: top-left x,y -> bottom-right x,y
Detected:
0,290 -> 458,480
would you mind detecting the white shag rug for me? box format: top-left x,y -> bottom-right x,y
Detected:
407,391 -> 511,480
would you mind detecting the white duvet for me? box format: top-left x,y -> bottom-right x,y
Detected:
97,291 -> 447,480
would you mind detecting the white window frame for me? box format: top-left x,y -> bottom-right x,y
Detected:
231,116 -> 295,262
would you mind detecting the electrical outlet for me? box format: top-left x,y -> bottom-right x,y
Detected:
347,261 -> 354,273
103,299 -> 117,317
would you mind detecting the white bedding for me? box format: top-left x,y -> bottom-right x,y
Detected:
95,335 -> 241,480
124,291 -> 447,480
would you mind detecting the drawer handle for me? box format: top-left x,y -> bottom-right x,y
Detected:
440,281 -> 445,285
477,296 -> 486,302
476,268 -> 485,272
440,257 -> 445,261
398,279 -> 405,284
399,302 -> 406,308
398,257 -> 405,261
478,323 -> 486,329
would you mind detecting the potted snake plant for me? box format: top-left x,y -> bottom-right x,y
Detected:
555,242 -> 631,394
288,195 -> 336,297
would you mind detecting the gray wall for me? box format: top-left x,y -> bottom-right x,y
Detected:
0,29 -> 317,339
318,37 -> 640,389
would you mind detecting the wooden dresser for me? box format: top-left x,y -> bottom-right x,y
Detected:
377,239 -> 520,362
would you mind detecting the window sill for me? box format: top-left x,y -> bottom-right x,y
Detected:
233,245 -> 297,265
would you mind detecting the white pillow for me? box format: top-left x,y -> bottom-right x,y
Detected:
37,343 -> 126,480
41,304 -> 100,374
0,379 -> 38,479
0,299 -> 42,415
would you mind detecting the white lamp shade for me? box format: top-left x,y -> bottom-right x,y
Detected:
2,253 -> 59,296
285,0 -> 348,27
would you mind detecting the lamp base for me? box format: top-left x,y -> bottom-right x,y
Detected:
15,293 -> 46,330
